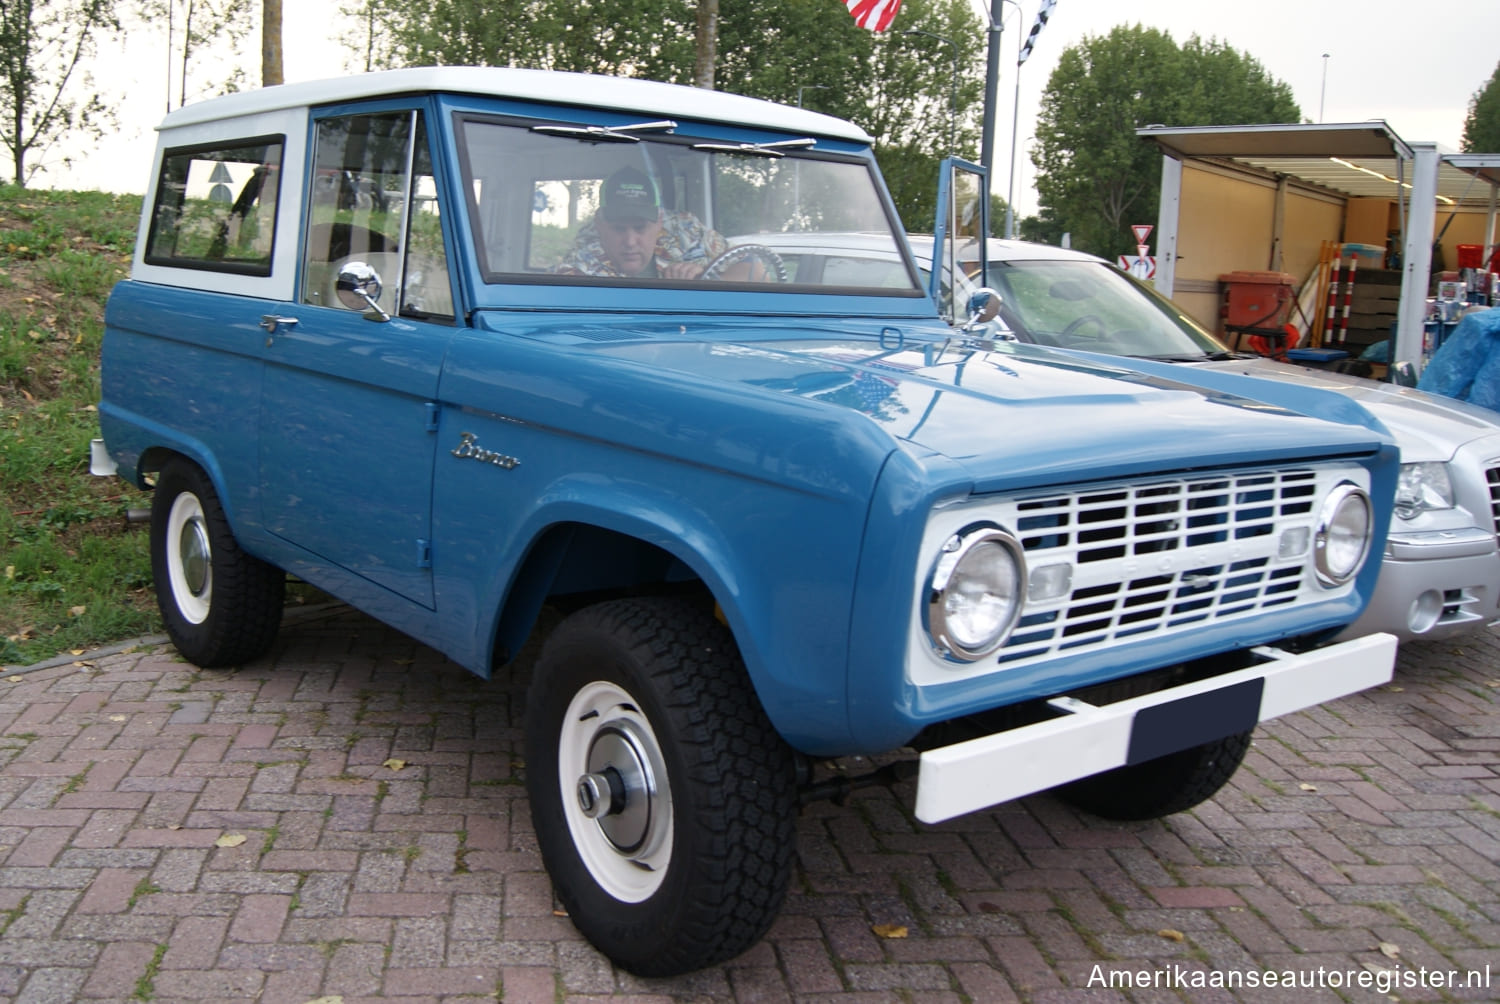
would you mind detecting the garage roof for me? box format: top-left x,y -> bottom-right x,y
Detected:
1137,122 -> 1499,207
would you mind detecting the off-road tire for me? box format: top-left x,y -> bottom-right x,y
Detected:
150,459 -> 284,667
1055,729 -> 1253,821
524,596 -> 797,976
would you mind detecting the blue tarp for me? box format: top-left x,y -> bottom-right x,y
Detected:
1417,309 -> 1500,413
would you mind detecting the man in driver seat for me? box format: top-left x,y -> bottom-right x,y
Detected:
557,167 -> 731,280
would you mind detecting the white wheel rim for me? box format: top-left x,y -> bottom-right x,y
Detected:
165,492 -> 212,625
558,680 -> 673,902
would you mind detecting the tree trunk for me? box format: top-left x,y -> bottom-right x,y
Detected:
262,0 -> 284,86
693,0 -> 717,90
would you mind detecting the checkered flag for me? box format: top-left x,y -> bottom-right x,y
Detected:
1018,0 -> 1057,65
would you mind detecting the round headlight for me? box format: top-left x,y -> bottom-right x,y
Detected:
1314,482 -> 1373,586
928,527 -> 1026,661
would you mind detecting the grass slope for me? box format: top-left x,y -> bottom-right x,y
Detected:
0,185 -> 156,666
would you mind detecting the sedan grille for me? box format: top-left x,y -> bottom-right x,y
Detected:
1487,465 -> 1500,534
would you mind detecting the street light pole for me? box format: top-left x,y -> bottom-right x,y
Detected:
1005,11 -> 1024,239
1319,53 -> 1330,123
979,0 -> 1020,171
796,84 -> 828,109
904,29 -> 959,156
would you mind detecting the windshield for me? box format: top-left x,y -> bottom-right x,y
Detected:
985,259 -> 1231,359
456,117 -> 919,293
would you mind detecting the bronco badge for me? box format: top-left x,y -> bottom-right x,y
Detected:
450,431 -> 520,470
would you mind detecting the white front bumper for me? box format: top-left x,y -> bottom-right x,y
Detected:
914,632 -> 1397,823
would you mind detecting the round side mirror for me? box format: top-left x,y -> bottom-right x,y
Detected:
966,287 -> 1002,325
335,261 -> 384,313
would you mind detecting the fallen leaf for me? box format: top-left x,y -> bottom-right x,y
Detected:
302,997 -> 344,1004
382,758 -> 407,771
1379,941 -> 1401,959
1384,685 -> 1405,693
215,834 -> 247,848
167,824 -> 182,830
1486,680 -> 1500,689
3,566 -> 12,580
68,606 -> 86,617
871,924 -> 908,939
108,715 -> 126,722
69,649 -> 85,656
1299,783 -> 1318,792
552,909 -> 569,917
1158,928 -> 1186,942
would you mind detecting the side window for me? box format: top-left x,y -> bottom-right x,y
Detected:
144,137 -> 283,274
302,110 -> 454,320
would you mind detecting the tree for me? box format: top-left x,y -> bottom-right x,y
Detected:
348,0 -> 982,232
263,0 -> 282,86
1461,61 -> 1500,153
1031,24 -> 1299,260
0,0 -> 118,185
693,0 -> 717,89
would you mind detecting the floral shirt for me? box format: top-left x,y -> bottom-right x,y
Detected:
556,212 -> 728,278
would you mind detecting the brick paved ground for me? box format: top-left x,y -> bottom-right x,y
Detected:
1,607 -> 1497,1003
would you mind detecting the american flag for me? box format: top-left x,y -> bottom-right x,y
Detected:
1018,0 -> 1057,65
844,0 -> 902,32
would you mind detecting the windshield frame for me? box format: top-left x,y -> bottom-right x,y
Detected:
451,109 -> 925,299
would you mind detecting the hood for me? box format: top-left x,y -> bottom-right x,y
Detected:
485,313 -> 1392,493
1194,356 -> 1500,464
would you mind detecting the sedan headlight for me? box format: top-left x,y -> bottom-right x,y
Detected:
927,527 -> 1025,661
1394,461 -> 1454,519
1314,482 -> 1373,587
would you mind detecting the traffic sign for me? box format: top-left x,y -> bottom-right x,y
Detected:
1131,224 -> 1153,246
1116,255 -> 1156,280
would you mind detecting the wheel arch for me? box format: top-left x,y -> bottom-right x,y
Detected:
471,497 -> 852,750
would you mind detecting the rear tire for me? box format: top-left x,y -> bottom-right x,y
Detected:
150,459 -> 284,667
524,597 -> 797,976
1055,730 -> 1252,821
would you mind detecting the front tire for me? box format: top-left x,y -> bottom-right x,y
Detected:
1055,730 -> 1252,821
150,460 -> 284,667
524,597 -> 797,976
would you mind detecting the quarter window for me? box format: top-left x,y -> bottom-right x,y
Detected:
144,137 -> 283,274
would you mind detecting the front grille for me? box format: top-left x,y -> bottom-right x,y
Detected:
1486,465 -> 1500,533
992,469 -> 1327,667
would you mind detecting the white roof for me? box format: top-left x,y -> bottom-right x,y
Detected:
157,66 -> 872,144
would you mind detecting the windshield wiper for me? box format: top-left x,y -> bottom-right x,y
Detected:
531,120 -> 677,143
1137,353 -> 1214,363
690,138 -> 816,158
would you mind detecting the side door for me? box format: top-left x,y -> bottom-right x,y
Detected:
259,105 -> 459,609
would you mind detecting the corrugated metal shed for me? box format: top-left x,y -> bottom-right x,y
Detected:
1138,122 -> 1499,207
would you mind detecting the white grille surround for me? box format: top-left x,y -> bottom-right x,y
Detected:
909,464 -> 1373,687
1486,464 -> 1500,533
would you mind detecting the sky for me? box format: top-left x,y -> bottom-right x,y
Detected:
48,0 -> 1500,220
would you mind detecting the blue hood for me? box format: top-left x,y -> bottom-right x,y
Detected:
481,313 -> 1393,493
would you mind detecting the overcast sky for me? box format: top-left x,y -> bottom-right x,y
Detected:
52,0 -> 1500,219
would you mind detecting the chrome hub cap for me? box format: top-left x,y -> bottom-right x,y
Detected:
165,492 -> 213,625
558,681 -> 673,901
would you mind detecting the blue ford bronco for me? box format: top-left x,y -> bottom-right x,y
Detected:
96,67 -> 1399,975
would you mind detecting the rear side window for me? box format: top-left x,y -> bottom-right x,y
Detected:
144,137 -> 284,274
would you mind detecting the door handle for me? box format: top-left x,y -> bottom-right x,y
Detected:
260,314 -> 299,335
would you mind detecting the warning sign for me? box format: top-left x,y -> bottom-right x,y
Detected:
1117,255 -> 1156,280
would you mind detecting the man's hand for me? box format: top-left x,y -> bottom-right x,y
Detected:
660,260 -> 707,280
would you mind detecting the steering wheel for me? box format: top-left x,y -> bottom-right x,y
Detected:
701,244 -> 788,283
1060,314 -> 1105,339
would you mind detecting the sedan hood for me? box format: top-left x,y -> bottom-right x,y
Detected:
488,314 -> 1391,493
1193,356 -> 1500,464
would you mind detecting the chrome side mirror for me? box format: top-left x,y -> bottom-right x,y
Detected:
966,287 -> 1002,326
336,261 -> 390,320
